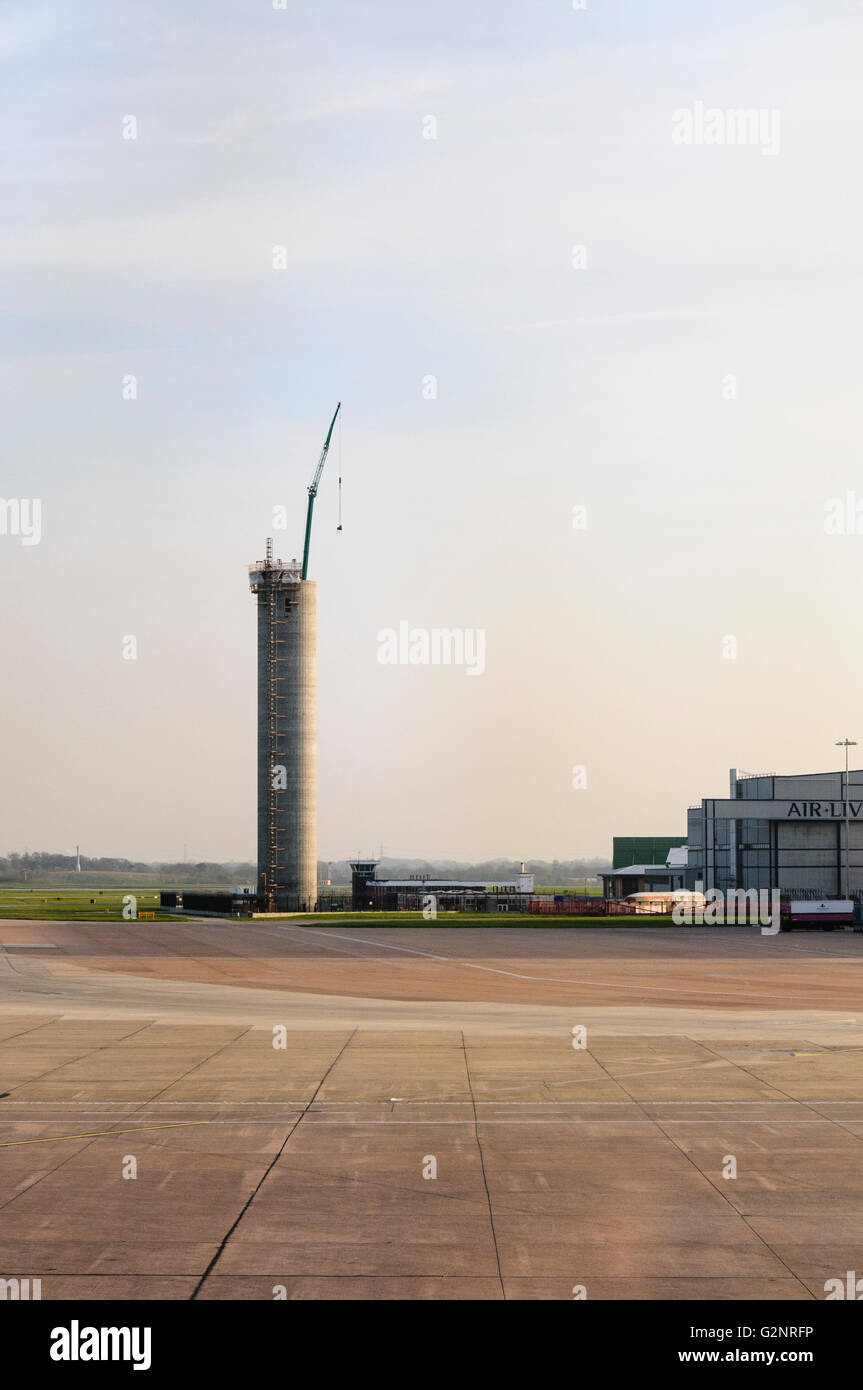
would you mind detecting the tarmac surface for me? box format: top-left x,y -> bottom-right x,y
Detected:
2,920 -> 863,1300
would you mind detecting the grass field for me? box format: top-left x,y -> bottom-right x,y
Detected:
0,890 -> 625,926
0,893 -> 783,928
260,910 -> 678,926
0,889 -> 182,921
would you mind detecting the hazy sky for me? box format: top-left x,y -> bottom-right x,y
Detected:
2,0 -> 862,863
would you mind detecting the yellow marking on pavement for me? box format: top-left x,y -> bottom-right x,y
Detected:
0,1122 -> 208,1148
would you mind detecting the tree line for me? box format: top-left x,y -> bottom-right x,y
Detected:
1,853 -> 610,884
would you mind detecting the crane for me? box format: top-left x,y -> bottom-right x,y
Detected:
301,401 -> 341,580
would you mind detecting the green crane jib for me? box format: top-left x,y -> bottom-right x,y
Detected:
301,402 -> 341,580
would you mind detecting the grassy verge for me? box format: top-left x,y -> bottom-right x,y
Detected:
0,893 -> 766,928
0,889 -> 183,922
256,911 -> 683,926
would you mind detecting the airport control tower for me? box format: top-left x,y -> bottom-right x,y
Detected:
248,403 -> 340,913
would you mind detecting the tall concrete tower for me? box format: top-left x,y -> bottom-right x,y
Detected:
249,540 -> 317,912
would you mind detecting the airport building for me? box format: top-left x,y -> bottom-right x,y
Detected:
600,847 -> 689,900
687,767 -> 863,897
349,861 -> 535,913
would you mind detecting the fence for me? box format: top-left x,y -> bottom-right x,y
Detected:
530,898 -> 608,916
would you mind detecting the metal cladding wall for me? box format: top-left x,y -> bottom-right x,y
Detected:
687,768 -> 863,895
255,577 -> 317,912
612,835 -> 687,869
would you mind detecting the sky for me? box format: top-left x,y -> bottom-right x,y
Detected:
1,0 -> 862,863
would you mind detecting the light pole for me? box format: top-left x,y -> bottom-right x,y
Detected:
836,739 -> 858,900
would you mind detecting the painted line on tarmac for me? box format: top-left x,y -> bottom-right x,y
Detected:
0,1121 -> 208,1148
283,925 -> 843,1005
0,1112 -> 858,1129
0,1097 -> 847,1106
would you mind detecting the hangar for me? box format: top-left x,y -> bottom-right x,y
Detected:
687,767 -> 863,897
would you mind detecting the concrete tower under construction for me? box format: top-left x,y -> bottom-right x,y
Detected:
249,540 -> 317,912
248,402 -> 340,913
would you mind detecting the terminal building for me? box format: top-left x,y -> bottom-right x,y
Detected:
687,767 -> 863,898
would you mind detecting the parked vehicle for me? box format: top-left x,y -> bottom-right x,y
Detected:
781,898 -> 855,931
